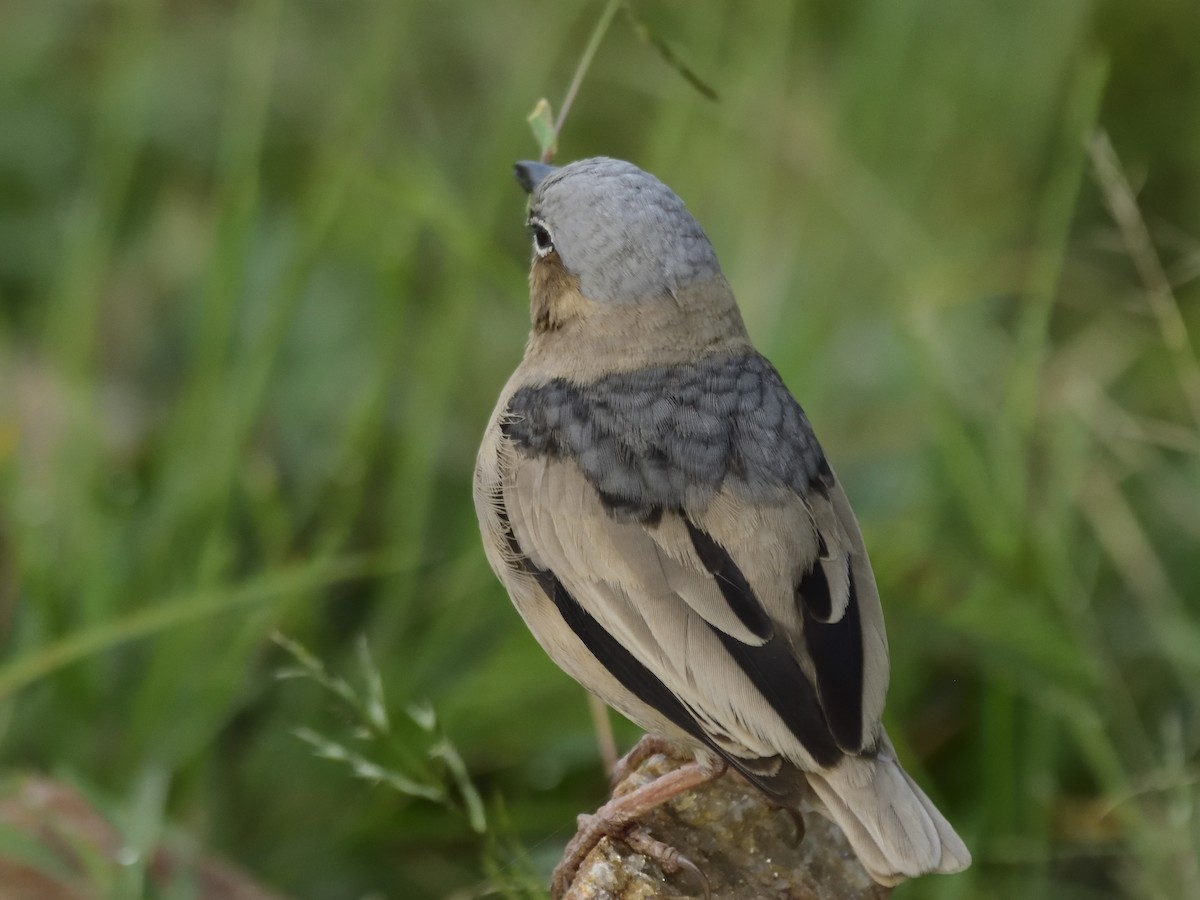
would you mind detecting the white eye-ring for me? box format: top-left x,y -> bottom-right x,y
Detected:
529,218 -> 554,258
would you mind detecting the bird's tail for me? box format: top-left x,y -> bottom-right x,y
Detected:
803,738 -> 971,887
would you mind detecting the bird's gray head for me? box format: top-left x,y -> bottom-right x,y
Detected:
514,157 -> 723,304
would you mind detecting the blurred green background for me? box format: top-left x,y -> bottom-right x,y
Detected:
2,0 -> 1199,898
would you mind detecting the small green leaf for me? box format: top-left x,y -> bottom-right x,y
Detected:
294,727 -> 446,803
356,635 -> 391,733
407,701 -> 437,732
526,98 -> 557,160
430,737 -> 487,834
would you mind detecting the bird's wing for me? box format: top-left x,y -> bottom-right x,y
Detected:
497,352 -> 889,775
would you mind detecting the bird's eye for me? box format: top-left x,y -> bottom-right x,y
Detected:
530,220 -> 554,258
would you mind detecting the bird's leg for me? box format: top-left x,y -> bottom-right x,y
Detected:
610,734 -> 687,787
551,756 -> 726,899
625,826 -> 711,899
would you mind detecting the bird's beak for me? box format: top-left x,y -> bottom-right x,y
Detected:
514,161 -> 556,194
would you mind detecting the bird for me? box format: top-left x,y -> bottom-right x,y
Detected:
474,156 -> 970,896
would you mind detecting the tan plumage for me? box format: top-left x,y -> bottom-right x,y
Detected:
475,157 -> 970,887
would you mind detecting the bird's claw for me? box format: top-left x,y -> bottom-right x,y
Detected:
626,826 -> 711,898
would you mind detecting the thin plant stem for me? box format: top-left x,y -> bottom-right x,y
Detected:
587,693 -> 618,776
546,0 -> 622,162
1087,129 -> 1200,429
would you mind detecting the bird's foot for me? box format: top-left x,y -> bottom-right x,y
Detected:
551,756 -> 725,899
626,826 -> 711,899
609,734 -> 687,787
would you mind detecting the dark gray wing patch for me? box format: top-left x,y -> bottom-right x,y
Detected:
503,353 -> 832,521
684,520 -> 842,767
685,520 -> 773,641
800,562 -> 866,752
709,625 -> 842,768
